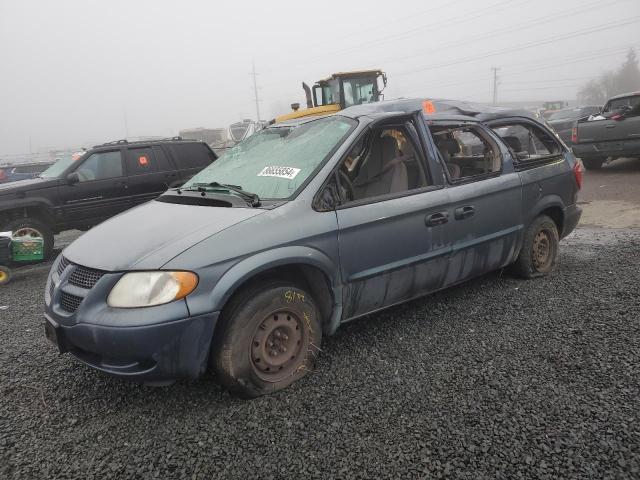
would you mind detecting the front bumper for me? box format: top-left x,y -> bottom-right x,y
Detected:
44,311 -> 219,381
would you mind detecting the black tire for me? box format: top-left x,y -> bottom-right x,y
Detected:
0,266 -> 12,285
582,157 -> 604,170
211,281 -> 323,398
3,217 -> 54,260
512,215 -> 559,279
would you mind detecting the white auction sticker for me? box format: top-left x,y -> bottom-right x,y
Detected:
257,166 -> 301,180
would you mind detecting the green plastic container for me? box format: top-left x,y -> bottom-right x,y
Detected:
11,236 -> 44,262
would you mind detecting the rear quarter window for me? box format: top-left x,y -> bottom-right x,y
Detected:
167,143 -> 216,170
493,123 -> 562,162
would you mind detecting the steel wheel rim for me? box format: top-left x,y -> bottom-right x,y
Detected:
532,229 -> 552,270
250,310 -> 305,382
13,227 -> 43,239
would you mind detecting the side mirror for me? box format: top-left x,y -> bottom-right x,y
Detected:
66,172 -> 80,185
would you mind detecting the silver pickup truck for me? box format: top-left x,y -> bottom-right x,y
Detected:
572,91 -> 640,169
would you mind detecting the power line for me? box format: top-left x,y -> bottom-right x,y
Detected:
263,0 -> 522,77
301,0 -> 520,62
395,16 -> 640,76
301,0 -> 465,52
391,44 -> 638,97
370,0 -> 625,70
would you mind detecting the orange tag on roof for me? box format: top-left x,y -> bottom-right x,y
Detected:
138,155 -> 148,166
423,100 -> 436,114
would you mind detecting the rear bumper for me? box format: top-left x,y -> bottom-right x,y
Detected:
572,138 -> 640,159
44,311 -> 219,382
562,204 -> 582,239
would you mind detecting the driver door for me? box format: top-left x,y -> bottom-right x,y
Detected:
334,118 -> 453,320
59,149 -> 130,228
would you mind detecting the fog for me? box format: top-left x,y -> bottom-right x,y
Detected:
0,0 -> 638,156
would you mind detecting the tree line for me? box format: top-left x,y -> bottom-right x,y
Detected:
578,48 -> 640,105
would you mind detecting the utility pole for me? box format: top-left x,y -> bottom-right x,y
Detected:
123,108 -> 130,139
251,61 -> 261,122
491,67 -> 500,105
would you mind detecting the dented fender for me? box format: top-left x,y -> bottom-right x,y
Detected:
185,245 -> 343,332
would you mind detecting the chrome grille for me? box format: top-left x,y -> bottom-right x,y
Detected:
60,292 -> 83,313
68,265 -> 105,289
57,256 -> 70,275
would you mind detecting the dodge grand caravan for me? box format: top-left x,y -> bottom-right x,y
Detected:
44,99 -> 582,397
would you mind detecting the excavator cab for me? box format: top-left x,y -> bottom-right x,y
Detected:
309,70 -> 387,109
274,70 -> 387,124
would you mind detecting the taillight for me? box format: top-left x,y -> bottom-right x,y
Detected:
573,159 -> 584,190
0,169 -> 6,180
571,126 -> 578,144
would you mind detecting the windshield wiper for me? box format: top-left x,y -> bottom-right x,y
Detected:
184,182 -> 261,207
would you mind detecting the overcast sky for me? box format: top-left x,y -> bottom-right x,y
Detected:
1,0 -> 639,156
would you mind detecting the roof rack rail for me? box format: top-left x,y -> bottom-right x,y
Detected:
93,136 -> 189,148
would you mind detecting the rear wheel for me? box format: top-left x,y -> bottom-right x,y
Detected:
211,281 -> 323,398
3,217 -> 54,260
512,215 -> 559,279
582,157 -> 605,170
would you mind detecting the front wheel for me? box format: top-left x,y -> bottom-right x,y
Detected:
512,215 -> 559,279
211,282 -> 323,398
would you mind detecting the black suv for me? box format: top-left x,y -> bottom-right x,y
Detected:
0,138 -> 216,258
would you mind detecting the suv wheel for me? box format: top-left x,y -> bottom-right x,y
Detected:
5,217 -> 54,260
512,215 -> 559,279
212,281 -> 323,398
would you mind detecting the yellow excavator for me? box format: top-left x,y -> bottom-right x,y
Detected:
273,70 -> 387,124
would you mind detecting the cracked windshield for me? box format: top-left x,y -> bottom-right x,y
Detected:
183,116 -> 354,199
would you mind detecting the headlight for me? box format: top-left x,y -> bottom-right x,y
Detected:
107,271 -> 198,308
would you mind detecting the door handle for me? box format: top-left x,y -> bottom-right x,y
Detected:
454,205 -> 475,220
605,124 -> 616,129
165,172 -> 178,177
425,211 -> 449,227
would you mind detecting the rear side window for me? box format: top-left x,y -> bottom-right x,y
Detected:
167,143 -> 216,170
604,95 -> 640,113
126,147 -> 158,175
492,123 -> 561,161
431,125 -> 501,182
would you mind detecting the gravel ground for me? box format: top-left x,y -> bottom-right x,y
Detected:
1,227 -> 639,479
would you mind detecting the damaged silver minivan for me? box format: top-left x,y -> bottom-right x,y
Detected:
44,99 -> 582,397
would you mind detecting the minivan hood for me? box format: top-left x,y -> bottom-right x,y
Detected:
0,177 -> 58,194
63,200 -> 265,271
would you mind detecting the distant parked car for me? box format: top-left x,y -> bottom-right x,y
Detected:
547,106 -> 602,145
0,138 -> 216,258
0,162 -> 52,184
572,92 -> 640,169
